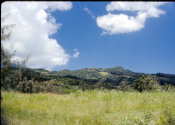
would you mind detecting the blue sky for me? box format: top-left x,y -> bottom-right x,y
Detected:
2,2 -> 175,74
50,2 -> 175,74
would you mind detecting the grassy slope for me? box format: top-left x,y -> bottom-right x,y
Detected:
1,90 -> 175,125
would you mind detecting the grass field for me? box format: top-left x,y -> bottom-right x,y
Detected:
1,90 -> 175,125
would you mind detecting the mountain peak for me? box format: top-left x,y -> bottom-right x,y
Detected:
114,66 -> 124,69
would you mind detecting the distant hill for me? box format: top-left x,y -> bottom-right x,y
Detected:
31,66 -> 175,86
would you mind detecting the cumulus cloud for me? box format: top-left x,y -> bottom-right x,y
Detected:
46,2 -> 72,11
73,49 -> 80,58
83,7 -> 95,19
1,1 -> 74,70
106,2 -> 165,12
97,13 -> 144,35
96,2 -> 166,35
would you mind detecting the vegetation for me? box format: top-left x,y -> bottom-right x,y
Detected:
1,13 -> 175,125
1,16 -> 27,91
2,90 -> 175,125
32,66 -> 175,89
1,16 -> 15,89
1,65 -> 175,94
133,75 -> 160,92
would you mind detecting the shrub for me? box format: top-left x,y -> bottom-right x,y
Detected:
117,80 -> 130,91
16,77 -> 35,93
133,75 -> 160,92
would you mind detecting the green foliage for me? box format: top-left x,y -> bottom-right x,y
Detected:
104,66 -> 133,75
16,77 -> 35,93
117,80 -> 131,91
156,73 -> 175,86
35,67 -> 175,90
15,78 -> 78,94
20,68 -> 51,82
1,15 -> 25,90
1,22 -> 14,88
2,69 -> 22,90
133,75 -> 160,92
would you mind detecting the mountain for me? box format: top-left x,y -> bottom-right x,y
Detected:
32,66 -> 175,86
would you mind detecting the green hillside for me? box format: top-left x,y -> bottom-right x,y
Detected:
32,66 -> 175,87
2,66 -> 174,95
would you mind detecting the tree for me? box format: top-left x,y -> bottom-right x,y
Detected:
16,77 -> 35,93
133,75 -> 160,92
117,80 -> 129,91
1,15 -> 28,90
1,15 -> 15,88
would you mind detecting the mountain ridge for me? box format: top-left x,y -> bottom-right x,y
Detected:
30,66 -> 175,86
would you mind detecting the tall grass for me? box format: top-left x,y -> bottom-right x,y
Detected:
1,90 -> 175,125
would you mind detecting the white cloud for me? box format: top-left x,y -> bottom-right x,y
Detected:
1,1 -> 74,70
25,1 -> 72,11
73,49 -> 80,58
46,2 -> 72,11
97,13 -> 144,35
97,2 -> 166,35
106,2 -> 165,12
83,7 -> 95,19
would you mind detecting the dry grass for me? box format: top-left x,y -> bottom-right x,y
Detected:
1,90 -> 175,125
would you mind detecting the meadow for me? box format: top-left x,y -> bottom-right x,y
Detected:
1,90 -> 175,125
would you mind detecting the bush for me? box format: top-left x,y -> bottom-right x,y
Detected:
133,75 -> 160,92
117,81 -> 130,91
16,77 -> 35,93
2,69 -> 22,90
